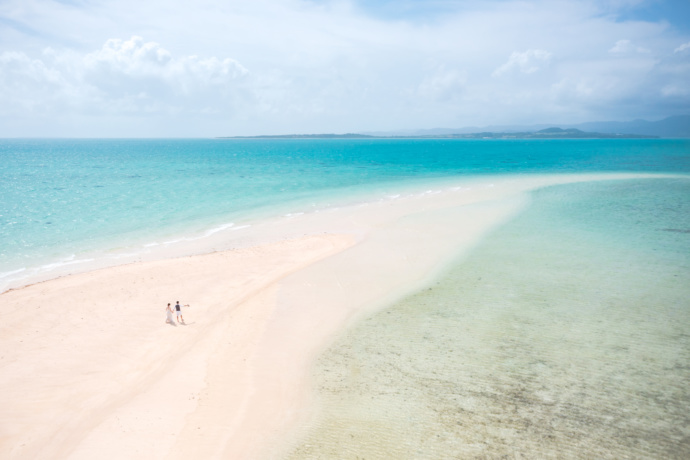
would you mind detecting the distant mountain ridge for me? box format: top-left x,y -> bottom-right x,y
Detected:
219,115 -> 689,139
221,128 -> 657,140
571,116 -> 690,138
361,115 -> 690,138
444,127 -> 657,139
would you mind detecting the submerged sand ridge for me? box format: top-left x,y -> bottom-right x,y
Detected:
0,173 -> 674,459
286,178 -> 690,459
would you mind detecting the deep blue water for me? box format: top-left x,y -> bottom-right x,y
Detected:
1,138 -> 689,291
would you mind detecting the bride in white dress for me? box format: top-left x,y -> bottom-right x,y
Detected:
165,303 -> 174,324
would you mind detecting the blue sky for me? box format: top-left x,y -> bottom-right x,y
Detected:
0,0 -> 689,137
616,0 -> 690,32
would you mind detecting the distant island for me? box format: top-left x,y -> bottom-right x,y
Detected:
220,115 -> 689,139
219,127 -> 658,140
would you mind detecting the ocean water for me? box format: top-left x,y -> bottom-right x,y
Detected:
1,138 -> 688,293
287,178 -> 690,459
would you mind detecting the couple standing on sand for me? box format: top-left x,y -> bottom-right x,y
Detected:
165,301 -> 189,324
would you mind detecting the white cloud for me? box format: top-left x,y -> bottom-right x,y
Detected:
0,36 -> 249,118
82,36 -> 249,102
674,42 -> 690,53
83,37 -> 247,84
609,39 -> 649,54
86,37 -> 173,70
492,49 -> 552,77
0,51 -> 78,115
661,85 -> 689,97
0,51 -> 61,86
417,68 -> 466,102
609,39 -> 631,53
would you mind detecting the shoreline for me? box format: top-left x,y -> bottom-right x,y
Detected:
0,173 -> 524,293
1,173 -> 494,295
3,171 -> 679,296
0,172 -> 675,459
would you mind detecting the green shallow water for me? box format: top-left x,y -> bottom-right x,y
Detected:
287,178 -> 690,459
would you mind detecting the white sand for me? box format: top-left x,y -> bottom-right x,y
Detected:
0,173 -> 659,459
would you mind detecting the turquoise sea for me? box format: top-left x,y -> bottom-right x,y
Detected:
2,138 -> 690,456
1,138 -> 688,293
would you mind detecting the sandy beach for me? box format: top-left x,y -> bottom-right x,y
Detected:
0,173 -> 665,459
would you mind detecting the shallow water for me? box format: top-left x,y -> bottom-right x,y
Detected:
286,178 -> 690,459
2,138 -> 689,292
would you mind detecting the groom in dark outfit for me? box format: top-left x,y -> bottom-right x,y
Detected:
175,300 -> 188,323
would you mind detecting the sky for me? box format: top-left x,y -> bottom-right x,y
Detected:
0,0 -> 689,137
